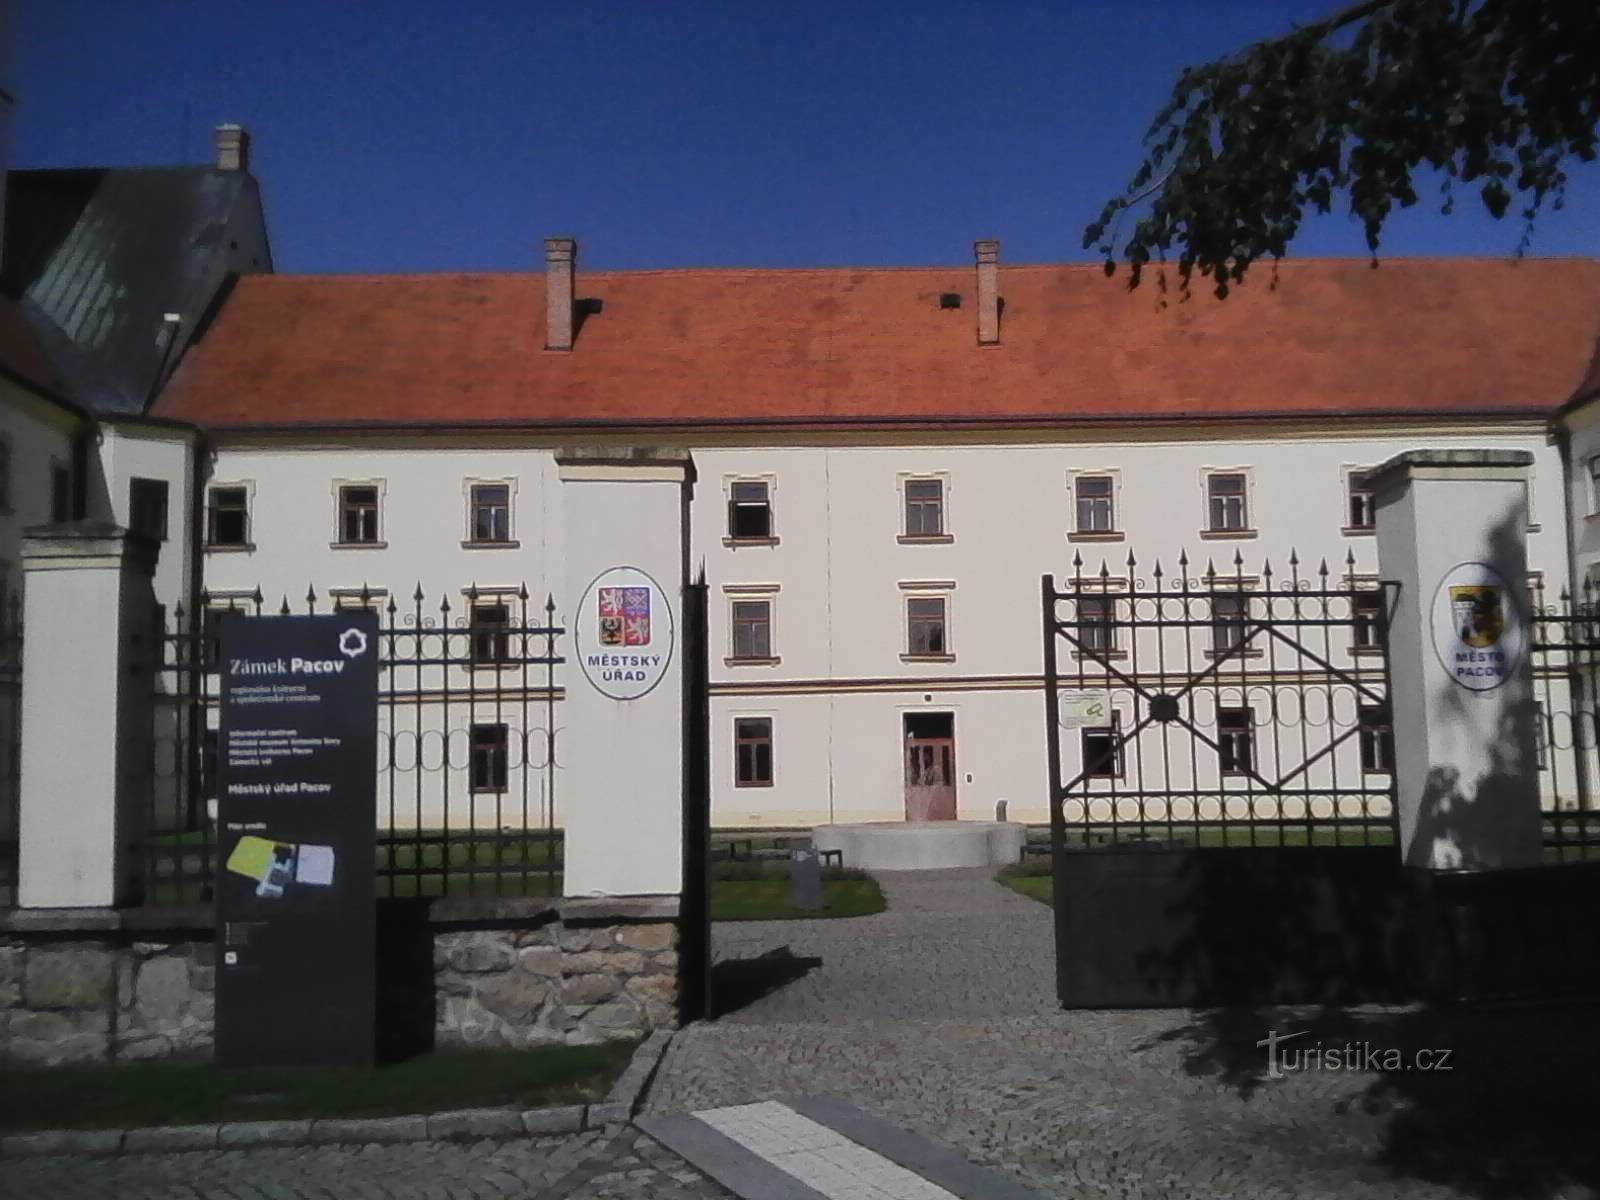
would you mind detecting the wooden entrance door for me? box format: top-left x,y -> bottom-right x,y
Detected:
904,713 -> 956,820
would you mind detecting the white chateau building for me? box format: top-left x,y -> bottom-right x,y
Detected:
54,241 -> 1599,831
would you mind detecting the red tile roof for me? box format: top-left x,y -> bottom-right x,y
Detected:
154,257 -> 1600,432
0,297 -> 69,403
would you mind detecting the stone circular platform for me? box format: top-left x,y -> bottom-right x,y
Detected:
811,821 -> 1026,871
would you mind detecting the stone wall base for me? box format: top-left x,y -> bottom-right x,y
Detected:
0,897 -> 680,1065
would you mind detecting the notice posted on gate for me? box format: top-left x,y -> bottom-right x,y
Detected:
216,612 -> 378,1069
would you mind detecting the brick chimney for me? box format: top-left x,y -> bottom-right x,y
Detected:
215,123 -> 250,172
975,239 -> 1000,346
545,236 -> 577,351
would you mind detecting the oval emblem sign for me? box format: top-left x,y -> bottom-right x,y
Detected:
574,566 -> 675,700
1430,560 -> 1525,692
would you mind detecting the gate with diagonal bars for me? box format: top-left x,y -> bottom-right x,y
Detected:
1041,548 -> 1406,1006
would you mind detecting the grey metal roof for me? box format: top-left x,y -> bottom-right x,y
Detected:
2,166 -> 266,415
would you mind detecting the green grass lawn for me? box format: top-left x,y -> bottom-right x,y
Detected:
996,862 -> 1053,905
0,1042 -> 636,1133
712,877 -> 886,921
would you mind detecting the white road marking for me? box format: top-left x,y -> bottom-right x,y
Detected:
695,1101 -> 960,1200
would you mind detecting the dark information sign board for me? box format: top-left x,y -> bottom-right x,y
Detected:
216,613 -> 378,1069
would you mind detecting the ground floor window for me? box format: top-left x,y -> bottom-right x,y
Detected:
1359,706 -> 1394,774
1082,722 -> 1124,779
735,717 -> 773,787
470,723 -> 509,792
1218,707 -> 1254,774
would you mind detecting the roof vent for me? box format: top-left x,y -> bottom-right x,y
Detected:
215,124 -> 250,173
939,293 -> 962,310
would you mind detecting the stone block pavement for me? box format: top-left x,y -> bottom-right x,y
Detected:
8,868 -> 1600,1198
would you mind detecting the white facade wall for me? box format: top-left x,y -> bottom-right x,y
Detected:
200,423 -> 1568,831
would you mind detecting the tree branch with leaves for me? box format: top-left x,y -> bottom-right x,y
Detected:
1086,0 -> 1600,295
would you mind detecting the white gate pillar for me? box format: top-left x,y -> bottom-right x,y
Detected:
1370,450 -> 1542,869
557,448 -> 693,898
18,524 -> 158,907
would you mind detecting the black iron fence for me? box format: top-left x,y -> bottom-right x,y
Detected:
1529,577 -> 1600,862
141,585 -> 563,905
0,593 -> 21,907
1043,549 -> 1398,851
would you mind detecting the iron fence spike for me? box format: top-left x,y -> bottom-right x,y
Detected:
414,583 -> 425,603
279,596 -> 290,616
1318,558 -> 1329,577
1072,549 -> 1083,570
518,582 -> 529,602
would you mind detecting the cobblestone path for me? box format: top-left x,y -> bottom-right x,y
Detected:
0,1128 -> 738,1200
708,867 -> 1056,1024
649,868 -> 1600,1200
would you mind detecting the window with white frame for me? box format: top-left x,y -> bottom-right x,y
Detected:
1218,707 -> 1254,774
470,601 -> 511,665
1346,468 -> 1376,531
470,723 -> 509,792
468,482 -> 513,544
905,594 -> 949,657
902,477 -> 946,539
1081,720 -> 1124,779
1206,471 -> 1249,533
734,717 -> 773,787
1074,473 -> 1116,534
1353,589 -> 1384,652
1210,590 -> 1249,653
1359,706 -> 1395,774
730,598 -> 773,661
337,483 -> 381,545
206,484 -> 250,547
1077,593 -> 1117,654
727,480 -> 774,541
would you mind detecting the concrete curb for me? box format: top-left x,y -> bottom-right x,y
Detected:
0,1029 -> 677,1159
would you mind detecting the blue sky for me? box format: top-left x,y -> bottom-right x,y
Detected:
11,1 -> 1598,274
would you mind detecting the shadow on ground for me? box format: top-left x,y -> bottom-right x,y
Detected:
710,947 -> 822,1019
1145,1002 -> 1600,1199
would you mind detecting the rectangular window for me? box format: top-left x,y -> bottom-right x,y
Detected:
731,599 -> 772,660
470,724 -> 509,792
1353,590 -> 1383,651
338,484 -> 380,544
1207,472 -> 1248,532
51,464 -> 71,522
1359,706 -> 1395,774
727,480 -> 773,540
1082,722 -> 1124,779
1347,469 -> 1375,530
1211,591 -> 1248,653
1078,594 -> 1116,653
1218,707 -> 1254,774
904,478 -> 945,538
735,717 -> 773,787
207,485 -> 249,547
906,596 -> 948,657
0,438 -> 11,509
1075,475 -> 1115,533
129,477 -> 169,542
1591,457 -> 1600,515
469,483 -> 511,543
470,602 -> 510,665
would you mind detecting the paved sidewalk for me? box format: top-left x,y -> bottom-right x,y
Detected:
709,867 -> 1055,1023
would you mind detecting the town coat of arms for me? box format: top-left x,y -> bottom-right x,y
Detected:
598,586 -> 651,646
1450,584 -> 1505,649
